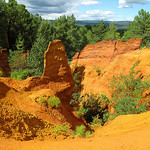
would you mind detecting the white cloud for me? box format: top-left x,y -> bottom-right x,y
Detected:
5,0 -> 114,20
77,10 -> 114,20
5,0 -> 101,19
127,17 -> 134,21
81,1 -> 101,5
118,0 -> 150,8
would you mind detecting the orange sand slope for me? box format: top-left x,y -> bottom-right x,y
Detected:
1,111 -> 150,150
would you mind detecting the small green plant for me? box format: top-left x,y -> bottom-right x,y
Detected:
0,71 -> 3,77
72,125 -> 91,138
40,97 -> 47,106
89,114 -> 103,130
47,97 -> 61,108
93,66 -> 101,76
10,69 -> 31,81
53,125 -> 69,134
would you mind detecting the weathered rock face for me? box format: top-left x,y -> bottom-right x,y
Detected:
0,49 -> 11,77
43,40 -> 74,84
0,40 -> 85,134
71,38 -> 150,97
113,38 -> 142,57
72,40 -> 116,69
71,38 -> 142,69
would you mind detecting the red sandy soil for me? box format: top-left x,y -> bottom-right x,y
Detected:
1,111 -> 150,150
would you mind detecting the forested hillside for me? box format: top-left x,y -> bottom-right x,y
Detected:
0,0 -> 150,78
77,20 -> 131,29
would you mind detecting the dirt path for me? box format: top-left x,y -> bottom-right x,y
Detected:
1,127 -> 150,150
1,111 -> 150,150
1,112 -> 150,150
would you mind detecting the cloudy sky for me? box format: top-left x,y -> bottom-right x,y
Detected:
6,0 -> 150,21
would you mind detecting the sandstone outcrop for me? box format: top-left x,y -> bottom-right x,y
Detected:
71,38 -> 150,97
71,38 -> 142,69
0,49 -> 11,77
0,40 -> 85,140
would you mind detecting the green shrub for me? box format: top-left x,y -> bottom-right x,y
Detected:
89,114 -> 103,130
72,125 -> 91,138
0,71 -> 3,77
109,61 -> 150,118
10,69 -> 31,81
53,125 -> 69,134
93,66 -> 101,76
40,97 -> 47,106
47,97 -> 61,108
72,92 -> 109,124
8,50 -> 27,71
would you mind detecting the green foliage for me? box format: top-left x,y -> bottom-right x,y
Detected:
72,125 -> 91,138
53,15 -> 80,58
70,69 -> 83,109
104,22 -> 120,41
52,125 -> 69,134
0,0 -> 8,48
89,114 -> 103,130
121,9 -> 150,47
77,93 -> 109,123
27,20 -> 54,76
71,91 -> 109,124
39,96 -> 61,108
10,69 -> 31,81
40,97 -> 47,107
8,49 -> 27,71
0,71 -> 3,77
93,66 -> 101,76
87,21 -> 108,44
109,61 -> 150,117
47,97 -> 61,108
16,33 -> 25,51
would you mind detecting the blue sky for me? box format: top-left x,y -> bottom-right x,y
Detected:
6,0 -> 150,21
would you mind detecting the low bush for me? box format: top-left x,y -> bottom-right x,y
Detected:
72,125 -> 91,138
52,125 -> 69,134
47,97 -> 61,108
89,114 -> 103,130
109,61 -> 150,118
0,71 -> 3,77
10,69 -> 31,81
40,97 -> 47,107
71,92 -> 109,124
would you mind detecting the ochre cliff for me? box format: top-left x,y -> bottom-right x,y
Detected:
71,38 -> 150,96
0,40 -> 85,141
0,49 -> 11,77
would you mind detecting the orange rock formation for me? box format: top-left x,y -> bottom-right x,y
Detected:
0,40 -> 85,138
0,49 -> 11,77
71,38 -> 150,96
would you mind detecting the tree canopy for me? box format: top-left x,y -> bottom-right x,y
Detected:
121,9 -> 150,47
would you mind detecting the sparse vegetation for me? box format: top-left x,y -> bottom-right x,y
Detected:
53,125 -> 69,134
93,66 -> 101,76
108,61 -> 150,118
89,114 -> 103,130
47,97 -> 61,108
72,125 -> 91,138
0,71 -> 3,77
40,97 -> 47,107
71,61 -> 150,126
39,97 -> 61,108
10,69 -> 31,81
